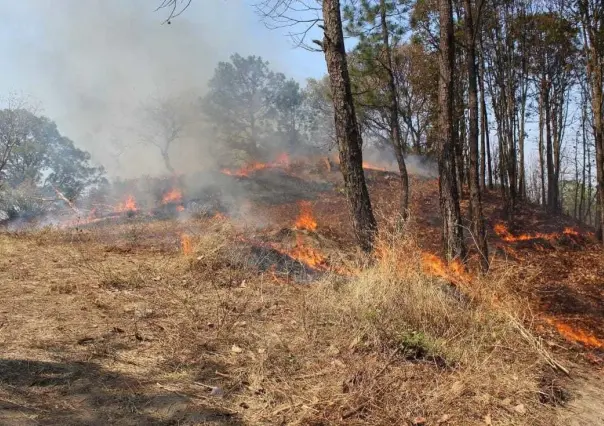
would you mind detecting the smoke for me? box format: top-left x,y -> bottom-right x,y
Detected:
0,0 -> 310,178
362,147 -> 438,178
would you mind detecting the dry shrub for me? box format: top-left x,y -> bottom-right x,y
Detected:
296,230 -> 556,424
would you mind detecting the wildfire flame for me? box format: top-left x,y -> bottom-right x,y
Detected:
494,223 -> 582,242
545,318 -> 603,349
181,234 -> 192,255
294,200 -> 317,231
421,252 -> 470,285
162,188 -> 183,204
289,234 -> 327,269
115,195 -> 137,212
221,153 -> 291,177
362,161 -> 388,172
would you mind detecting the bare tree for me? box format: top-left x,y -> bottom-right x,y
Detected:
139,95 -> 190,174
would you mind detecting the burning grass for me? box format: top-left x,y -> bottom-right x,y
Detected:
0,220 -> 566,425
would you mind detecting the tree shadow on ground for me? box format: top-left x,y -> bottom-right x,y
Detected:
0,359 -> 243,426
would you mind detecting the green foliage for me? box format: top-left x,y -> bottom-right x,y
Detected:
0,107 -> 106,216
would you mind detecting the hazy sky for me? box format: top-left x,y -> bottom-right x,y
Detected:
0,0 -> 326,176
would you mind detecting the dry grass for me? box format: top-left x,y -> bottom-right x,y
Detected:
0,220 -> 563,425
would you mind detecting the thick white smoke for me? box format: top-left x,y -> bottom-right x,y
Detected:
0,0 -> 317,178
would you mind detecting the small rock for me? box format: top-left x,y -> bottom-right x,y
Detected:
239,402 -> 249,409
513,404 -> 526,415
231,345 -> 243,353
153,276 -> 162,281
207,323 -> 215,328
501,397 -> 512,406
484,413 -> 492,425
412,417 -> 426,426
257,348 -> 266,354
234,321 -> 247,327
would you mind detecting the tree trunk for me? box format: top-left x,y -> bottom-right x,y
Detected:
322,0 -> 377,251
538,84 -> 546,207
478,38 -> 493,190
588,44 -> 604,242
161,148 -> 175,174
464,0 -> 488,271
380,0 -> 409,220
580,101 -> 587,221
438,0 -> 466,261
518,89 -> 527,199
544,82 -> 556,212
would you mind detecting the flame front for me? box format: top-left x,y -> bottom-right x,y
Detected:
294,201 -> 317,231
162,188 -> 183,204
181,234 -> 192,255
115,195 -> 137,212
494,223 -> 582,242
362,161 -> 388,172
289,234 -> 327,269
421,252 -> 470,285
221,153 -> 291,177
545,318 -> 603,349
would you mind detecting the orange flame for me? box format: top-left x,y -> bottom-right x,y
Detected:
421,252 -> 470,285
274,152 -> 290,167
494,223 -> 582,242
115,195 -> 137,212
162,188 -> 183,204
181,234 -> 192,255
221,153 -> 291,177
176,205 -> 185,212
213,212 -> 227,221
362,161 -> 388,172
294,201 -> 317,231
289,234 -> 327,269
545,318 -> 603,349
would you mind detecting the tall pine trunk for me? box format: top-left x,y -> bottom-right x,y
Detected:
380,0 -> 409,219
438,0 -> 466,261
322,0 -> 377,251
464,0 -> 488,271
538,84 -> 546,206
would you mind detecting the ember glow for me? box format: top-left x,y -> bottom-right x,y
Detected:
494,223 -> 582,242
162,188 -> 183,204
545,318 -> 603,349
114,195 -> 137,212
294,200 -> 317,231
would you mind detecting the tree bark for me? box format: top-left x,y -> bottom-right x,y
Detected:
478,38 -> 493,190
538,85 -> 546,207
438,0 -> 466,261
380,0 -> 409,220
544,80 -> 556,212
322,0 -> 377,251
464,0 -> 488,271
